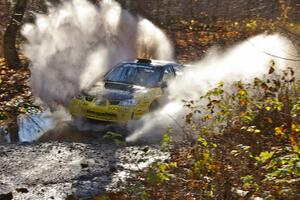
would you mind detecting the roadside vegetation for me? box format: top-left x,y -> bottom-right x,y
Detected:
173,18 -> 300,63
100,19 -> 300,200
105,64 -> 300,200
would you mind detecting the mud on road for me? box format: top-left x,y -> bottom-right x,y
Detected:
0,126 -> 169,199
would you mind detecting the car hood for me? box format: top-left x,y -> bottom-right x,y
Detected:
82,83 -> 150,101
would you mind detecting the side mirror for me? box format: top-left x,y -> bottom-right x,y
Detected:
161,81 -> 168,89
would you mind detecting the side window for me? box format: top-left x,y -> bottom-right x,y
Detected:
163,65 -> 175,81
173,64 -> 184,76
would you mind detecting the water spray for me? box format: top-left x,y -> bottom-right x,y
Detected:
126,34 -> 299,143
22,0 -> 173,108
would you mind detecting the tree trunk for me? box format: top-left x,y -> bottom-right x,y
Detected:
0,34 -> 3,57
3,0 -> 28,68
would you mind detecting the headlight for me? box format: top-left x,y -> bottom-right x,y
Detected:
118,99 -> 138,106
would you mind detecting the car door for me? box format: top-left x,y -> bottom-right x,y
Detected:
152,65 -> 175,106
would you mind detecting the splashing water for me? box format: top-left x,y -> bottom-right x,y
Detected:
22,0 -> 173,109
20,0 -> 300,144
126,34 -> 300,143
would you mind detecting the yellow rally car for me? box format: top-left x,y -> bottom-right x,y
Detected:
70,59 -> 184,123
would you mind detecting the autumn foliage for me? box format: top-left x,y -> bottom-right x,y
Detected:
103,19 -> 300,200
112,65 -> 300,200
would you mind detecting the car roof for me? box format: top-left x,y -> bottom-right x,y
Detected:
121,58 -> 179,68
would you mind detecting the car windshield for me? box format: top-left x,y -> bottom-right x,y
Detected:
105,64 -> 163,87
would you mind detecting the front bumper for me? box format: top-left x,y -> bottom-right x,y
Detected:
70,98 -> 134,123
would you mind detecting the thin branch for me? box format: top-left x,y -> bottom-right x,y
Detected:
248,41 -> 300,61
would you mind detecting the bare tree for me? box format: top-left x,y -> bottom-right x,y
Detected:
3,0 -> 28,68
0,0 -> 12,57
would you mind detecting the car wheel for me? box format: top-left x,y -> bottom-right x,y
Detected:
149,100 -> 159,112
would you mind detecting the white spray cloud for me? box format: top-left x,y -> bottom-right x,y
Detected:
126,34 -> 300,143
20,0 -> 299,144
22,0 -> 173,108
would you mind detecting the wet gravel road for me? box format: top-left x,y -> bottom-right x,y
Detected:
0,142 -> 169,199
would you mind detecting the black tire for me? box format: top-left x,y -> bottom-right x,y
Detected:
149,100 -> 159,112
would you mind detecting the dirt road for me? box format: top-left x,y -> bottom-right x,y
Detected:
0,141 -> 168,199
